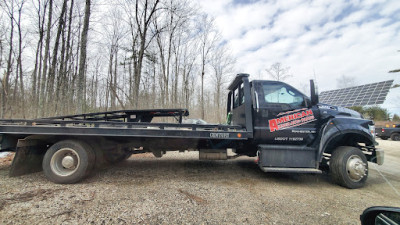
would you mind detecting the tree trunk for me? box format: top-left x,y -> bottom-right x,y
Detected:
16,1 -> 25,118
113,46 -> 118,109
31,0 -> 47,118
108,46 -> 114,109
62,0 -> 74,115
2,10 -> 14,118
77,0 -> 91,114
39,0 -> 53,117
55,13 -> 67,115
201,69 -> 204,119
47,0 -> 67,111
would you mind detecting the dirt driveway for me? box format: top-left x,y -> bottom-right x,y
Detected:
1,140 -> 399,224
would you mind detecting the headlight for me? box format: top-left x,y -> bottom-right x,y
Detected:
369,124 -> 376,139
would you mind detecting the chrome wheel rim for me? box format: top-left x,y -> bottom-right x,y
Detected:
346,155 -> 367,182
50,148 -> 80,177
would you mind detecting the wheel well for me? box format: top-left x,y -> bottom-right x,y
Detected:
323,133 -> 373,155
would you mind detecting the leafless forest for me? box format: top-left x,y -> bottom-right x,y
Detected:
0,0 -> 235,123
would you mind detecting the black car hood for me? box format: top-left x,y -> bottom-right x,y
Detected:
317,103 -> 362,119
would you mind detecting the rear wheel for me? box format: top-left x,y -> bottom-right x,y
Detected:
390,133 -> 400,141
43,140 -> 95,184
330,146 -> 368,189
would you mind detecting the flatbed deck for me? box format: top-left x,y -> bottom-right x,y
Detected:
0,109 -> 251,141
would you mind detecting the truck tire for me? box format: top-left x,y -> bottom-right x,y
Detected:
390,133 -> 400,141
42,140 -> 95,184
330,146 -> 368,189
380,137 -> 389,140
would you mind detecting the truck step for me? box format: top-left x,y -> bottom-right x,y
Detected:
259,167 -> 322,173
258,144 -> 315,151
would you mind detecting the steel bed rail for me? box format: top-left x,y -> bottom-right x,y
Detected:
0,119 -> 243,130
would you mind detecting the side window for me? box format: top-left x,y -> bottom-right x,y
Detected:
233,83 -> 245,109
240,83 -> 245,104
263,83 -> 304,107
233,89 -> 239,108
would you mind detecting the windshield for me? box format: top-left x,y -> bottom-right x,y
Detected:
262,82 -> 306,108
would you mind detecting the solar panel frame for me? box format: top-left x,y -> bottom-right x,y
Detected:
319,80 -> 394,107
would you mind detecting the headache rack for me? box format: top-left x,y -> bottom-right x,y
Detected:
42,108 -> 190,123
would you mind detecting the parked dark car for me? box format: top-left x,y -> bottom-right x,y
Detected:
376,124 -> 400,141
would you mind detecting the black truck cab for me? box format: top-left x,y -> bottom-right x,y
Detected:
227,73 -> 383,189
228,73 -> 320,146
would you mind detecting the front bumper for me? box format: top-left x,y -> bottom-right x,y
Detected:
375,148 -> 384,165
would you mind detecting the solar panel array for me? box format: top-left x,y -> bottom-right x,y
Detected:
319,80 -> 394,107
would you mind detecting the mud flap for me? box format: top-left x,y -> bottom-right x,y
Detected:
9,139 -> 47,177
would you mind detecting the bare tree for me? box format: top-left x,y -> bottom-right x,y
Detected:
265,62 -> 292,81
47,0 -> 67,112
1,0 -> 16,118
31,0 -> 48,117
77,0 -> 91,113
54,2 -> 68,115
153,0 -> 191,107
210,45 -> 235,123
15,0 -> 26,118
0,0 -> 238,120
181,40 -> 198,108
198,14 -> 218,119
389,68 -> 400,73
0,31 -> 3,70
60,0 -> 74,115
125,0 -> 160,108
39,0 -> 53,117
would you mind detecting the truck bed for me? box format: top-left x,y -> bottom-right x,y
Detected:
0,119 -> 249,139
0,109 -> 250,145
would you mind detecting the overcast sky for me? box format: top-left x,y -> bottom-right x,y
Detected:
199,0 -> 400,114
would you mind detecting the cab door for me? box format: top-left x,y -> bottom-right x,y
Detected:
253,81 -> 320,145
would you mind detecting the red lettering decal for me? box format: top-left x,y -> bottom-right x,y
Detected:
269,119 -> 279,132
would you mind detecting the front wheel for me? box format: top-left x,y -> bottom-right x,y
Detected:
42,140 -> 95,184
380,137 -> 389,140
330,146 -> 368,189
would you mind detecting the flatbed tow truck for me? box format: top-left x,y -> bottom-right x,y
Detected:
0,74 -> 383,188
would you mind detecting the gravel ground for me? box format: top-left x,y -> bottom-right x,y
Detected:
0,140 -> 399,224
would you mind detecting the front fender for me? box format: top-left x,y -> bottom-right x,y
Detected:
317,117 -> 375,162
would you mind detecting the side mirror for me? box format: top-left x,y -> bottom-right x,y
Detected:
361,206 -> 400,225
310,79 -> 319,105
